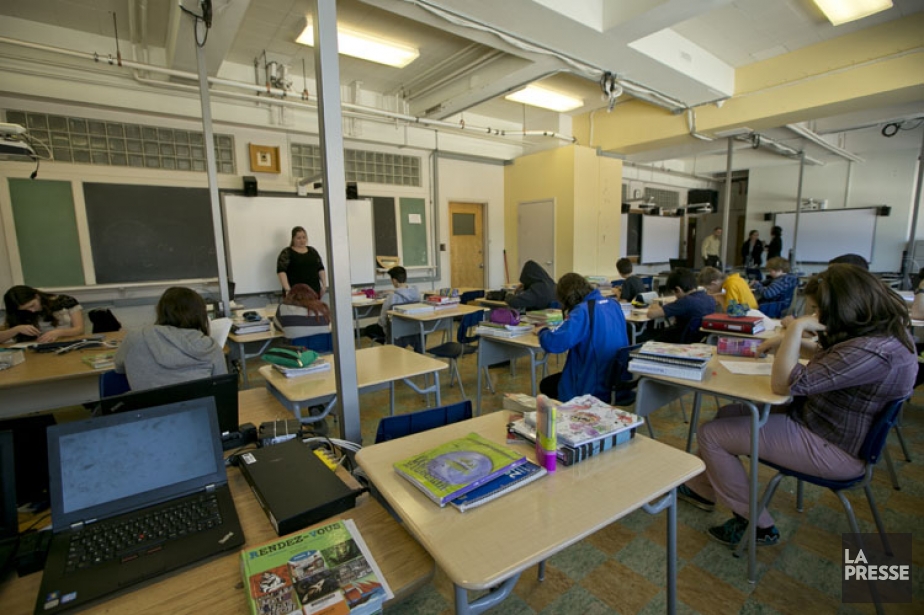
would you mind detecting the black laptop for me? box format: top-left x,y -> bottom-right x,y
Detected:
99,373 -> 241,447
0,430 -> 19,579
35,398 -> 244,614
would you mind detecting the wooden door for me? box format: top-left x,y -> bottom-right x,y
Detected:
449,202 -> 485,288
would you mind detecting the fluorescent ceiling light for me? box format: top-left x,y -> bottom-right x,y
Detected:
812,0 -> 892,25
505,85 -> 583,113
296,18 -> 419,68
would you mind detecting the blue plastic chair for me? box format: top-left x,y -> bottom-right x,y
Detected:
99,370 -> 131,398
746,397 -> 906,612
374,400 -> 473,443
291,332 -> 333,354
427,309 -> 494,399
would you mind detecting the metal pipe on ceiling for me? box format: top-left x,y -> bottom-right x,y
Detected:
785,123 -> 864,163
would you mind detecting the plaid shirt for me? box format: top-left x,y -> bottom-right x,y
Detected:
788,335 -> 916,457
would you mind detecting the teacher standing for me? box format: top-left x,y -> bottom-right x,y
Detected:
276,226 -> 327,297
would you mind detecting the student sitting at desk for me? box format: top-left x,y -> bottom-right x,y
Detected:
505,260 -> 556,311
275,284 -> 331,340
0,285 -> 84,343
537,273 -> 628,401
362,266 -> 421,351
749,257 -> 799,317
115,287 -> 227,391
678,265 -> 916,548
615,258 -> 645,302
645,268 -> 716,344
698,267 -> 758,311
912,267 -> 924,321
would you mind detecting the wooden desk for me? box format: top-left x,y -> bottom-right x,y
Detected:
356,412 -> 704,615
351,298 -> 385,341
388,304 -> 483,352
227,308 -> 285,389
634,354 -> 791,584
475,333 -> 552,414
473,297 -> 507,308
0,388 -> 434,614
0,332 -> 125,419
259,345 -> 448,422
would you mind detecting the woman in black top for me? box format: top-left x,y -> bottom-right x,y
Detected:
766,226 -> 783,260
276,226 -> 327,297
741,230 -> 764,281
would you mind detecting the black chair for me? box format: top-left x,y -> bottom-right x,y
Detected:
427,309 -> 494,399
745,397 -> 906,613
291,332 -> 333,353
608,343 -> 642,407
99,370 -> 131,398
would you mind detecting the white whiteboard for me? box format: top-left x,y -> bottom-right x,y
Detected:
640,216 -> 681,264
775,208 -> 877,263
222,195 -> 375,295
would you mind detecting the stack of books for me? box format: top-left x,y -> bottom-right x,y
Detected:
619,302 -> 633,317
241,519 -> 392,615
394,433 -> 543,510
392,302 -> 435,314
82,351 -> 116,370
426,295 -> 461,309
475,322 -> 533,338
627,341 -> 714,381
232,317 -> 271,335
508,394 -> 643,466
522,309 -> 563,327
701,313 -> 765,334
271,356 -> 332,378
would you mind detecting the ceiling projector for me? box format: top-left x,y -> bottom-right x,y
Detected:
0,123 -> 38,160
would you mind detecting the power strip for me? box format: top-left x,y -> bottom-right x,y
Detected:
313,448 -> 338,471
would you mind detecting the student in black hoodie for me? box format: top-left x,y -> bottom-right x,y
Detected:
505,260 -> 556,311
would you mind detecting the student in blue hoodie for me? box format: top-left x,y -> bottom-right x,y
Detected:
537,273 -> 629,401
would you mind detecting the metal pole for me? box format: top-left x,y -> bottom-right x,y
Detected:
792,152 -> 806,270
902,127 -> 924,287
194,31 -> 230,316
720,138 -> 733,270
313,0 -> 361,443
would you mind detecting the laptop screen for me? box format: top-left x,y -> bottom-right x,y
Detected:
48,399 -> 226,532
0,431 -> 16,539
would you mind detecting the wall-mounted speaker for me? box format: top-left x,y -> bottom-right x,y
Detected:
243,176 -> 258,197
346,182 -> 358,200
763,213 -> 773,221
878,206 -> 891,216
621,203 -> 630,214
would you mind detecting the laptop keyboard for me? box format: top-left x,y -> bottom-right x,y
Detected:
64,493 -> 222,573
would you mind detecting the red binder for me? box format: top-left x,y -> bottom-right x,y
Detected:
702,314 -> 765,334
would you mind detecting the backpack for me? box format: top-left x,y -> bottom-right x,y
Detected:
88,308 -> 121,333
489,307 -> 520,326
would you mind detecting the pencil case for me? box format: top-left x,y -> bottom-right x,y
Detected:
716,337 -> 760,358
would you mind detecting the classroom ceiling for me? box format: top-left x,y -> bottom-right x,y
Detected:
1,0 -> 922,167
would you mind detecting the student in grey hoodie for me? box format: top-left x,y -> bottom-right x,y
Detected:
362,266 -> 421,350
506,260 -> 556,311
115,287 -> 227,391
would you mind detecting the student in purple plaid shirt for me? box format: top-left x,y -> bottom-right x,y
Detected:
677,264 -> 916,547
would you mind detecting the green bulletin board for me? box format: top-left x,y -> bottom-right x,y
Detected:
399,197 -> 428,267
9,178 -> 85,287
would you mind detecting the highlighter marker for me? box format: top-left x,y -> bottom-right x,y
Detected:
535,394 -> 557,473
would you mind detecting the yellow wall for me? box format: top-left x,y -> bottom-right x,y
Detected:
505,145 -> 623,280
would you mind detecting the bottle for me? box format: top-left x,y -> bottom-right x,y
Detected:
535,394 -> 557,473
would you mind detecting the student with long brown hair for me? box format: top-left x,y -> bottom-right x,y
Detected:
1,285 -> 84,343
678,265 -> 916,548
275,283 -> 331,341
114,287 -> 226,391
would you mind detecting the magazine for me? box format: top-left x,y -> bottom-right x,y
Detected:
240,518 -> 393,615
630,341 -> 714,366
554,395 -> 645,447
393,433 -> 527,506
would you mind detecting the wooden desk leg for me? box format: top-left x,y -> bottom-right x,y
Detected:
454,573 -> 521,615
643,488 -> 678,615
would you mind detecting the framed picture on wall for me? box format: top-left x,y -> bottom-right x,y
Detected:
248,144 -> 280,173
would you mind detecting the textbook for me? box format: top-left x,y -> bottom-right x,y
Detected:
232,318 -> 271,335
627,357 -> 709,381
554,395 -> 645,447
502,393 -> 538,413
81,351 -> 116,370
240,518 -> 392,615
450,460 -> 547,512
475,323 -> 533,338
507,419 -> 637,466
272,357 -> 332,378
630,341 -> 714,367
393,433 -> 527,506
701,314 -> 765,334
391,302 -> 435,314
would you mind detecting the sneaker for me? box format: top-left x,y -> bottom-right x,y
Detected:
677,485 -> 715,512
708,515 -> 780,547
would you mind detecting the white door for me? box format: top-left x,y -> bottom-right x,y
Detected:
517,199 -> 555,279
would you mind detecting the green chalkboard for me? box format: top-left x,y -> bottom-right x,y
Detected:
399,197 -> 427,267
9,179 -> 85,287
